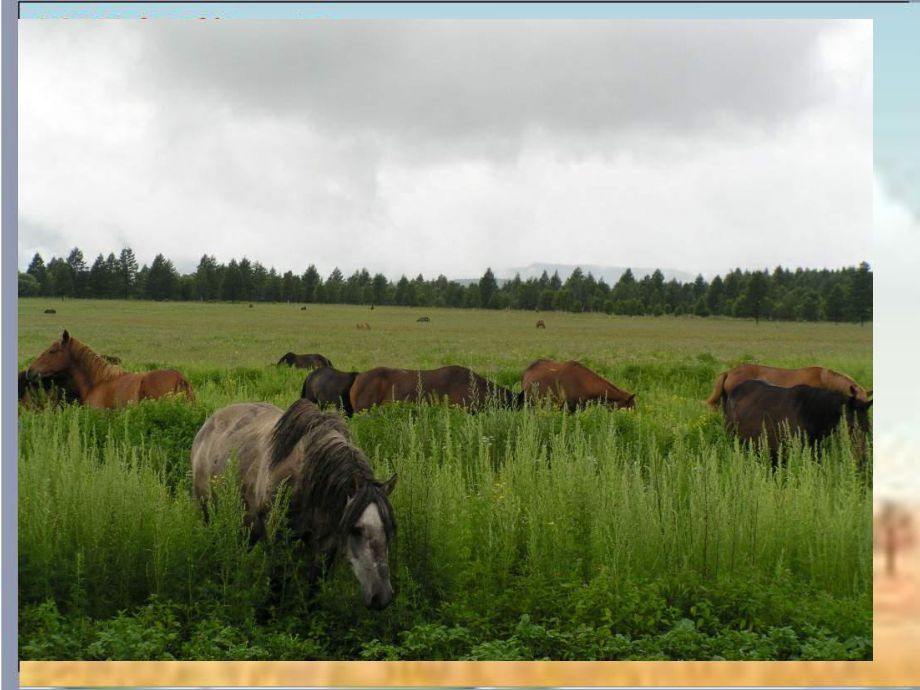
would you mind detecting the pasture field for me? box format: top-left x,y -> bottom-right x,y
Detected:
18,298 -> 873,660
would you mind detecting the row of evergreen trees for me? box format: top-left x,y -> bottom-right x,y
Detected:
19,249 -> 873,325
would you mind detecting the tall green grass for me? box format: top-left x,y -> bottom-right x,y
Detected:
19,388 -> 871,624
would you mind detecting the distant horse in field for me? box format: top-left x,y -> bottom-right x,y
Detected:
705,364 -> 871,409
521,359 -> 635,410
417,317 -> 430,323
357,323 -> 371,330
536,320 -> 546,329
18,369 -> 80,409
44,309 -> 56,314
350,365 -> 520,414
191,399 -> 397,609
301,367 -> 360,417
277,352 -> 334,370
301,306 -> 307,311
27,330 -> 195,410
723,379 -> 872,463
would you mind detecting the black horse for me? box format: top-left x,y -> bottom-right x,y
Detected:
723,379 -> 872,463
18,369 -> 81,408
301,367 -> 360,417
277,352 -> 334,370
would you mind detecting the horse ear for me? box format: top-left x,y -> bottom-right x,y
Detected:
381,473 -> 397,496
62,330 -> 70,343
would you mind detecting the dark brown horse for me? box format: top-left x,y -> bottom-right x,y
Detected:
350,365 -> 520,414
705,363 -> 871,409
277,352 -> 334,369
191,399 -> 397,609
536,320 -> 546,329
18,369 -> 80,409
723,379 -> 872,462
301,367 -> 359,417
27,330 -> 195,410
521,359 -> 635,410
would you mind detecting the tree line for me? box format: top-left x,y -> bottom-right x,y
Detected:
19,248 -> 873,325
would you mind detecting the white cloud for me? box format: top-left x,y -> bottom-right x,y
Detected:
18,20 -> 871,280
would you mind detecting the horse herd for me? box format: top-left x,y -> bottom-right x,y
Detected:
20,329 -> 872,610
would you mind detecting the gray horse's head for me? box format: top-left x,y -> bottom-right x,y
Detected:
342,474 -> 397,609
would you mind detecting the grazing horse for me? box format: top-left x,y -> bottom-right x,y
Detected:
301,306 -> 307,311
521,359 -> 635,410
350,365 -> 520,414
44,309 -> 56,314
723,379 -> 872,463
191,399 -> 397,609
277,352 -> 334,370
18,370 -> 80,409
536,320 -> 546,329
705,364 -> 871,409
302,367 -> 360,417
417,317 -> 430,323
27,330 -> 195,410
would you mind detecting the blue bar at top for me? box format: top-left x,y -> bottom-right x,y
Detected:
17,2 -> 915,20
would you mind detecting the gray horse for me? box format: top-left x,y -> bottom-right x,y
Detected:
191,399 -> 397,609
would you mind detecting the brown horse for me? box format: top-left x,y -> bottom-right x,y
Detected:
356,323 -> 371,330
277,352 -> 333,369
521,359 -> 635,410
705,363 -> 871,409
723,379 -> 872,464
27,330 -> 195,410
350,365 -> 520,414
536,320 -> 546,329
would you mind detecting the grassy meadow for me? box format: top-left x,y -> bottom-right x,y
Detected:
18,298 -> 873,660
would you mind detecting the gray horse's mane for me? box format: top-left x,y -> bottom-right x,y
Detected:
268,399 -> 396,539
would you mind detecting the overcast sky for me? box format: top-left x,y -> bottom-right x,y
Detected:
19,19 -> 872,280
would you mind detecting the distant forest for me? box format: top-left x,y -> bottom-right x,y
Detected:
19,248 -> 872,325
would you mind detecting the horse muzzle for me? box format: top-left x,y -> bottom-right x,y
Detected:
365,583 -> 394,610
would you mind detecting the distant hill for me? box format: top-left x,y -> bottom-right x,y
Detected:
454,263 -> 696,287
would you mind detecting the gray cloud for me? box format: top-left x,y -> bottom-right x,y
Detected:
18,19 -> 871,279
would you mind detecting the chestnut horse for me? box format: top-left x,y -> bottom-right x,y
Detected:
350,365 -> 520,414
521,359 -> 635,410
705,364 -> 871,409
27,330 -> 194,410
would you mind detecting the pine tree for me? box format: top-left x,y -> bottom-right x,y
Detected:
66,248 -> 88,297
824,283 -> 847,324
848,261 -> 872,326
118,248 -> 139,299
479,268 -> 498,309
146,254 -> 178,300
27,253 -> 49,295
